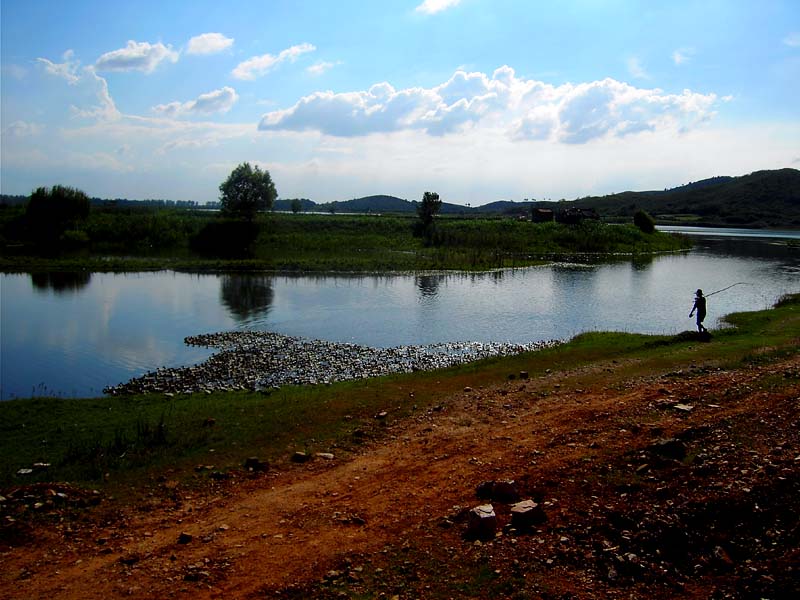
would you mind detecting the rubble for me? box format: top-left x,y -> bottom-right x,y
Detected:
104,331 -> 560,395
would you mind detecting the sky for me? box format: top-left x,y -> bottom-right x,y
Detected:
1,0 -> 799,206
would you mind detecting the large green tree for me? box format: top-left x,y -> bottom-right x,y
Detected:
219,162 -> 277,219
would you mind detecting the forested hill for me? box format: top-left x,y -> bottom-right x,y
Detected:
275,169 -> 800,227
567,168 -> 800,227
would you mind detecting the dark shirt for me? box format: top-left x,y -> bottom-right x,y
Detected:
693,296 -> 706,318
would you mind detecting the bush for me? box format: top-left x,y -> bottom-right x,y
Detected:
633,209 -> 656,234
26,185 -> 91,244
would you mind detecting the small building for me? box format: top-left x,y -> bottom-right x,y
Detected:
531,208 -> 554,223
556,207 -> 600,225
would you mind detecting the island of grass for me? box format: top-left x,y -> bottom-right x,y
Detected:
0,207 -> 690,273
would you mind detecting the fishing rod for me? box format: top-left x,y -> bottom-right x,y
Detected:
704,282 -> 752,297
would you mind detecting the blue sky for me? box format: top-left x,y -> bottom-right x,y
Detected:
2,0 -> 798,205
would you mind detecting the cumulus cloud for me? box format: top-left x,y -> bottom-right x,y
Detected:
232,43 -> 315,80
783,32 -> 800,47
415,0 -> 462,15
259,66 -> 721,144
37,49 -> 81,84
95,40 -> 179,73
3,120 -> 44,137
187,32 -> 234,55
152,86 -> 239,118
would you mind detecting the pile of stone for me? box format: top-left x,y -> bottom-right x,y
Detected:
104,331 -> 560,396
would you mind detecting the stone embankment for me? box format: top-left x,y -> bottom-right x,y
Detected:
104,331 -> 560,395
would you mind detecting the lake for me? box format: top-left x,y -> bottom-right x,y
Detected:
1,227 -> 798,399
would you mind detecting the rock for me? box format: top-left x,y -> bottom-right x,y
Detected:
464,386 -> 473,393
243,457 -> 268,472
375,411 -> 388,420
519,371 -> 529,379
291,451 -> 311,463
711,545 -> 734,571
673,403 -> 694,412
509,500 -> 546,528
315,452 -> 335,460
476,480 -> 495,500
202,418 -> 216,427
467,504 -> 497,540
16,468 -> 33,476
177,532 -> 193,544
493,480 -> 520,503
647,438 -> 688,461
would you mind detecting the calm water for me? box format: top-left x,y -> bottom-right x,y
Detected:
1,228 -> 798,399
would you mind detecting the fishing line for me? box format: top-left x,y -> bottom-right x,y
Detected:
704,282 -> 752,297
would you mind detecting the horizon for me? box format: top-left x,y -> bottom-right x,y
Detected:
2,1 -> 799,206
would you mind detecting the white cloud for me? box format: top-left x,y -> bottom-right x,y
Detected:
152,86 -> 239,118
307,61 -> 341,76
95,40 -> 179,73
70,67 -> 120,121
259,66 -> 721,145
672,48 -> 695,65
415,0 -> 462,15
37,49 -> 80,84
37,51 -> 120,121
626,56 -> 649,79
232,43 -> 315,80
3,120 -> 44,137
187,33 -> 234,55
783,32 -> 800,47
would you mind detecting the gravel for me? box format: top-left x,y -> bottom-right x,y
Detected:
103,331 -> 561,395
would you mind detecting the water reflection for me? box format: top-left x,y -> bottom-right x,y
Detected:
31,271 -> 92,294
2,229 -> 798,399
416,274 -> 444,298
220,274 -> 274,322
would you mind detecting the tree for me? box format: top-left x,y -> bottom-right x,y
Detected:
291,198 -> 303,214
26,185 -> 91,244
416,191 -> 442,229
219,162 -> 277,219
633,209 -> 656,233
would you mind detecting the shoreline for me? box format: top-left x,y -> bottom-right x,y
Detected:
104,331 -> 562,395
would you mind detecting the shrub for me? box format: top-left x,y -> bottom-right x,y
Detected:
26,185 -> 91,244
633,209 -> 656,233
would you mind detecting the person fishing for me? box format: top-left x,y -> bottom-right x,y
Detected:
689,288 -> 707,333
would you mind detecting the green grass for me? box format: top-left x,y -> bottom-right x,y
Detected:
1,294 -> 797,493
1,208 -> 691,273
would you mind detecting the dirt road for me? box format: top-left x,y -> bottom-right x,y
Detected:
2,356 -> 798,599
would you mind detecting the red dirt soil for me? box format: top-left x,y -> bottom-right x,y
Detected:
2,356 -> 799,599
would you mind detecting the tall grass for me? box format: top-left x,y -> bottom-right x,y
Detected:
2,208 -> 690,272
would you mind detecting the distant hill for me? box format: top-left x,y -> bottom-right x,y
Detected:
5,168 -> 797,227
274,198 -> 316,212
565,168 -> 800,227
322,195 -> 413,213
266,170 -> 800,227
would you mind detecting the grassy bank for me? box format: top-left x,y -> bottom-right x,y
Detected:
2,294 -> 797,492
1,207 -> 690,272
